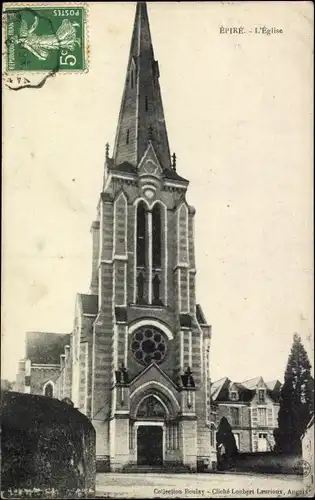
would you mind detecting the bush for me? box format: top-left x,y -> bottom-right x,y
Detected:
1,391 -> 96,498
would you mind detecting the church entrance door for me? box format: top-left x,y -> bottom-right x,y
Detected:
137,426 -> 163,465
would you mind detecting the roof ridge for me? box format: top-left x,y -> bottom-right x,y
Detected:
242,376 -> 262,383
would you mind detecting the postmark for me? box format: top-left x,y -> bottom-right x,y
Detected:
295,459 -> 312,477
4,5 -> 86,72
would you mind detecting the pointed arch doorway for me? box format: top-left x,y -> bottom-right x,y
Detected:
135,395 -> 166,466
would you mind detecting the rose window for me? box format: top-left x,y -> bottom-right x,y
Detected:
131,327 -> 167,365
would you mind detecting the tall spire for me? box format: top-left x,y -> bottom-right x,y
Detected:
113,2 -> 171,170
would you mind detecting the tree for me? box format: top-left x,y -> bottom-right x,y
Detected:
216,417 -> 238,470
275,333 -> 314,455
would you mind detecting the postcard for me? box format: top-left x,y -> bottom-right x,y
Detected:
2,2 -> 313,498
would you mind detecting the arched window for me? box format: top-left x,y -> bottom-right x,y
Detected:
152,204 -> 161,268
130,69 -> 134,89
126,129 -> 130,144
44,382 -> 54,398
137,202 -> 146,267
145,96 -> 148,112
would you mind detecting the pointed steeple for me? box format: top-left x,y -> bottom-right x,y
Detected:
113,2 -> 171,171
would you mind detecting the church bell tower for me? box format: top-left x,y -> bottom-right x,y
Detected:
80,2 -> 214,471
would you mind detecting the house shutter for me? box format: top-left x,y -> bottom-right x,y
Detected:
267,408 -> 273,426
251,407 -> 258,427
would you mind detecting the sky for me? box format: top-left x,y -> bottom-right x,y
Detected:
2,2 -> 313,384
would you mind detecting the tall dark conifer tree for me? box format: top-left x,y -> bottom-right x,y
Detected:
216,417 -> 238,469
276,333 -> 314,454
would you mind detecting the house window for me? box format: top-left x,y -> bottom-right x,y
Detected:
230,391 -> 238,401
258,389 -> 265,402
231,407 -> 240,426
258,408 -> 267,426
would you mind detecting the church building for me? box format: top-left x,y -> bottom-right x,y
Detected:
16,2 -> 215,472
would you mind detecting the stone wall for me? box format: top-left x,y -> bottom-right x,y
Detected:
233,451 -> 303,475
30,366 -> 61,396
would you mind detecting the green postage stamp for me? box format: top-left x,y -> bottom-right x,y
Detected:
4,5 -> 87,72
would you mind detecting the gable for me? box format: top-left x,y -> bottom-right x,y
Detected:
138,142 -> 163,179
256,377 -> 268,389
129,363 -> 180,419
129,362 -> 177,396
251,390 -> 276,407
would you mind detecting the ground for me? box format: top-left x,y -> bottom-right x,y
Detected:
96,472 -> 313,498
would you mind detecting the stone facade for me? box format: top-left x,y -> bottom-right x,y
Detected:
15,2 -> 215,472
211,376 -> 281,453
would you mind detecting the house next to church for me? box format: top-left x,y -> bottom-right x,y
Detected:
211,376 -> 282,452
15,2 -> 216,472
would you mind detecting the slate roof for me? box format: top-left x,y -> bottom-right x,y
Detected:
26,332 -> 70,365
266,379 -> 281,391
112,2 -> 172,170
267,389 -> 281,403
110,162 -> 137,175
196,304 -> 208,324
242,376 -> 263,390
78,294 -> 98,315
210,377 -> 229,401
211,376 -> 282,403
110,162 -> 188,183
163,168 -> 189,183
266,380 -> 282,403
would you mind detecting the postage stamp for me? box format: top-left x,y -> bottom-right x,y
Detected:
4,5 -> 86,72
